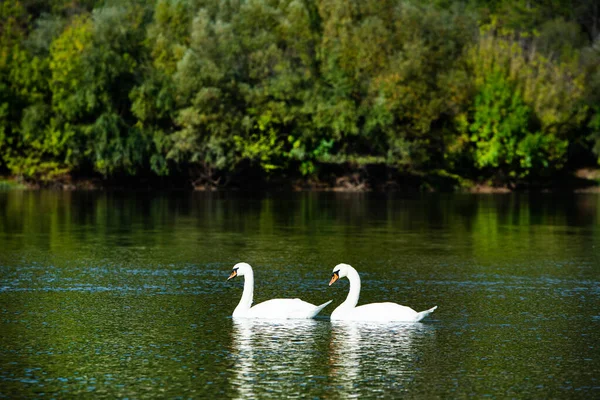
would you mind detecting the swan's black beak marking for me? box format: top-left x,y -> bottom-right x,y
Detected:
227,269 -> 238,281
329,271 -> 340,286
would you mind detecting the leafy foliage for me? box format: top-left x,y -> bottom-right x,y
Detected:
0,0 -> 599,186
468,71 -> 567,178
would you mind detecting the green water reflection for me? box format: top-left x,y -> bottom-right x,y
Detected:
0,192 -> 599,397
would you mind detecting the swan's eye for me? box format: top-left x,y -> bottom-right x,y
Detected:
333,270 -> 339,276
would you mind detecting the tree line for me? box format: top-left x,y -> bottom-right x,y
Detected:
1,0 -> 599,188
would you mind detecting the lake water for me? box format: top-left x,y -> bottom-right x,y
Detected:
0,191 -> 599,398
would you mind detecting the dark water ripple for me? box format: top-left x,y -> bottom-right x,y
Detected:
0,192 -> 599,398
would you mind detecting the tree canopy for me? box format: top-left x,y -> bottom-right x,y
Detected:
1,0 -> 599,188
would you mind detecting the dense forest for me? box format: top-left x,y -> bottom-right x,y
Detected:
1,0 -> 599,190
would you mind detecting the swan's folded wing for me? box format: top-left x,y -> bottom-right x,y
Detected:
248,298 -> 325,319
347,302 -> 420,322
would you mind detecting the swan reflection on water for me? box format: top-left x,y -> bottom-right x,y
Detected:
329,321 -> 436,395
229,319 -> 326,398
229,319 -> 436,398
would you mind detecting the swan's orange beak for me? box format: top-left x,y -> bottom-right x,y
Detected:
227,270 -> 237,281
329,272 -> 339,286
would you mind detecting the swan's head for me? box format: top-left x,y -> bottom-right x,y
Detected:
228,262 -> 252,281
329,263 -> 352,286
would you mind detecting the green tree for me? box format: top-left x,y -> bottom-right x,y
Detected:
46,5 -> 151,177
1,0 -> 599,187
454,23 -> 588,181
468,70 -> 567,178
0,0 -> 64,179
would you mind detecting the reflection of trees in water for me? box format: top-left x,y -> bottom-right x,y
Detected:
329,322 -> 436,397
229,319 -> 323,399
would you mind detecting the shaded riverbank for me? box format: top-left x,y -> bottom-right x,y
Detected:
2,166 -> 600,193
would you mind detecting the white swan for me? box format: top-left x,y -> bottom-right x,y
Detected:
228,262 -> 332,319
328,263 -> 437,322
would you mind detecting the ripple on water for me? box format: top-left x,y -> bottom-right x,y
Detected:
0,263 -> 230,295
1,191 -> 599,398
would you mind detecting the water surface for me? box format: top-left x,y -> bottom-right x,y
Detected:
0,191 -> 599,397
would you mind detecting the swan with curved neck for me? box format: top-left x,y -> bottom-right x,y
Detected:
228,262 -> 332,319
328,263 -> 437,322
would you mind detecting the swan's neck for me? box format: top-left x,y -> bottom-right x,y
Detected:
341,267 -> 361,309
234,271 -> 254,315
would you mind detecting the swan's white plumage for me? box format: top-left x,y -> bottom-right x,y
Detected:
228,262 -> 332,319
329,263 -> 437,322
237,298 -> 332,319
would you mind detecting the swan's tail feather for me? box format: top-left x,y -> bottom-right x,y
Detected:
414,305 -> 437,322
311,300 -> 333,317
